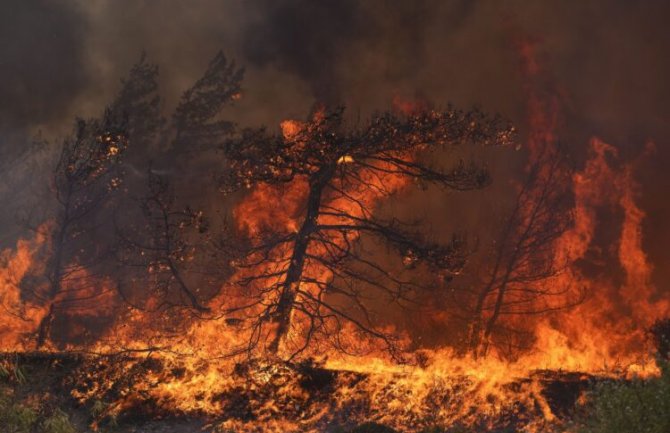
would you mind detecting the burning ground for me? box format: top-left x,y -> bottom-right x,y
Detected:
2,2 -> 670,433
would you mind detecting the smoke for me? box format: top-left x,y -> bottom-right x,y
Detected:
240,0 -> 361,103
2,1 -> 669,133
0,0 -> 89,138
1,1 -> 669,284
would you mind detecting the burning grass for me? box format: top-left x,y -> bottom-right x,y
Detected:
0,351 -> 600,433
2,346 -> 668,433
0,349 -> 666,433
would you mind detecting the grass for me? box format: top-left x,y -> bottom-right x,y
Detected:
577,321 -> 670,433
0,390 -> 79,433
0,357 -> 79,433
576,360 -> 670,433
0,394 -> 38,433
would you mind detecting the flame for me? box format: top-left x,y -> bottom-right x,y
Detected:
0,226 -> 49,350
337,155 -> 354,164
234,181 -> 307,236
0,37 -> 668,433
225,109 -> 416,357
5,115 -> 666,433
93,106 -> 667,431
525,137 -> 669,376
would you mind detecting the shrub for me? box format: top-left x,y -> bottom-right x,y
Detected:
578,369 -> 670,433
41,408 -> 77,433
0,392 -> 38,433
0,388 -> 78,433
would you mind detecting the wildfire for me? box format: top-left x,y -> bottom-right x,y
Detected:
63,115 -> 666,432
0,35 -> 668,433
0,226 -> 49,350
2,109 -> 667,433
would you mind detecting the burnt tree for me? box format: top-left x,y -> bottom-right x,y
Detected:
36,56 -> 161,348
115,172 -> 223,313
222,106 -> 514,358
465,147 -> 580,358
172,51 -> 242,151
114,51 -> 242,314
38,118 -> 128,347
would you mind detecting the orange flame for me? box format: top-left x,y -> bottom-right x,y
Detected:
0,226 -> 49,350
0,37 -> 667,433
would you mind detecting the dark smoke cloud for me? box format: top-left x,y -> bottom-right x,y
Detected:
238,0 -> 471,104
0,0 -> 88,138
0,0 -> 90,246
240,0 -> 361,103
3,1 -> 669,138
1,0 -> 670,283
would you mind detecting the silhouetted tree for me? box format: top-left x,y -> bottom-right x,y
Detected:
35,56 -> 162,348
113,51 -> 242,314
172,51 -> 243,151
115,171 -> 224,313
465,147 -> 580,358
221,106 -> 514,358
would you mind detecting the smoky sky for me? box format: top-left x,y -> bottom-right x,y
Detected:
239,0 -> 471,103
241,0 -> 363,103
1,0 -> 670,280
0,0 -> 88,138
3,1 -> 669,138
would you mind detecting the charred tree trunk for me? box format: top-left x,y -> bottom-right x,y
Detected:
224,107 -> 514,358
36,304 -> 55,349
36,188 -> 72,349
468,159 -> 565,357
467,206 -> 517,357
158,198 -> 210,312
268,165 -> 335,354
